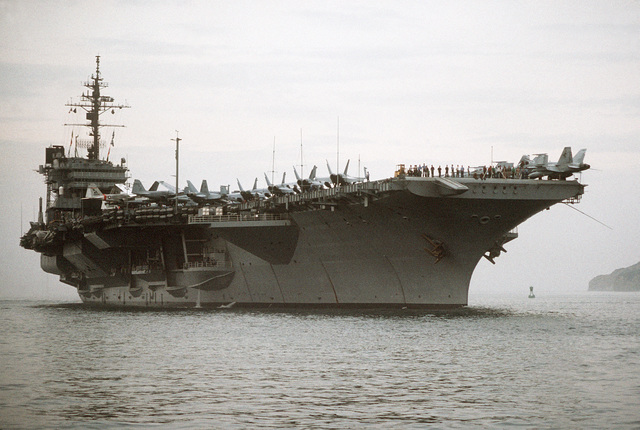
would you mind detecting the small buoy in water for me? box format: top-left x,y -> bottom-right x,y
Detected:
528,286 -> 535,299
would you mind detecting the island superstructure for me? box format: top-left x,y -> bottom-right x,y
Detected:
20,58 -> 587,308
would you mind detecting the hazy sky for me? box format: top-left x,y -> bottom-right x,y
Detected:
1,1 -> 639,300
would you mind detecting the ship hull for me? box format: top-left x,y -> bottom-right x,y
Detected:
50,178 -> 583,308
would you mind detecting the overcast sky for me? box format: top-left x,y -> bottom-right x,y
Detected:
1,1 -> 639,300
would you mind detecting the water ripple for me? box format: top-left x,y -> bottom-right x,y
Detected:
1,294 -> 639,428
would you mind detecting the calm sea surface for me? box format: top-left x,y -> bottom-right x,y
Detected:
0,293 -> 638,429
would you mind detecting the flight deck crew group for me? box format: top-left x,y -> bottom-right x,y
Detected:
406,164 -> 467,178
405,164 -> 519,179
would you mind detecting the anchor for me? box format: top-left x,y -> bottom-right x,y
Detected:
483,241 -> 508,264
422,233 -> 445,264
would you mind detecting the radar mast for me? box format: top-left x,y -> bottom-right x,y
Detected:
65,56 -> 130,161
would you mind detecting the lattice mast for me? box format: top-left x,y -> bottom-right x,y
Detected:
65,56 -> 130,160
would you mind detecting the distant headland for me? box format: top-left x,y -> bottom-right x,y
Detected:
589,262 -> 640,292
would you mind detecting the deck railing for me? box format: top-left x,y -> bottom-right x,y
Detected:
189,213 -> 290,224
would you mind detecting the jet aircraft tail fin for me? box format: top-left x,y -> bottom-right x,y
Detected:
264,173 -> 273,187
326,159 -> 334,176
518,154 -> 531,168
85,183 -> 103,199
293,166 -> 302,182
200,180 -> 209,195
132,179 -> 147,194
186,180 -> 199,194
532,153 -> 548,167
571,148 -> 587,166
557,147 -> 573,167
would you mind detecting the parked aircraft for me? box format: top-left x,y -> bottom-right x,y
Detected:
249,178 -> 273,200
220,184 -> 245,203
325,159 -> 370,186
85,183 -> 135,204
186,180 -> 225,204
236,178 -> 271,201
264,172 -> 296,195
340,159 -> 370,184
132,179 -> 174,202
132,179 -> 191,203
293,165 -> 324,191
155,181 -> 192,203
527,147 -> 589,179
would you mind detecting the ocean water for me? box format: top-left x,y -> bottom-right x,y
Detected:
0,293 -> 638,429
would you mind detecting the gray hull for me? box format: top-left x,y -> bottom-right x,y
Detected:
44,177 -> 583,308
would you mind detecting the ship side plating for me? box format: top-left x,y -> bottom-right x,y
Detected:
25,175 -> 583,308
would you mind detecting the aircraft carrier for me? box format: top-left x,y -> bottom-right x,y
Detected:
20,58 -> 586,308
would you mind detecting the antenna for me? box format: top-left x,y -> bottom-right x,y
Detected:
300,128 -> 304,179
270,137 -> 276,184
64,56 -> 130,160
336,116 -> 340,180
171,131 -> 181,216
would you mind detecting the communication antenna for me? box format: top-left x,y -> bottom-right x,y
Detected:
300,128 -> 304,178
270,137 -> 276,184
336,116 -> 340,178
64,56 -> 130,160
171,130 -> 181,216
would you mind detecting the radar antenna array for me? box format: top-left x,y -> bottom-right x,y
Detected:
64,56 -> 130,160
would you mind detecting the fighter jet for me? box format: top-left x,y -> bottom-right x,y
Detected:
155,181 -> 192,203
264,172 -> 296,195
325,159 -> 369,186
249,178 -> 273,200
340,159 -> 370,184
220,184 -> 244,203
293,165 -> 324,191
132,179 -> 190,203
528,147 -> 589,180
132,179 -> 174,202
185,180 -> 225,204
85,183 -> 135,204
237,178 -> 271,201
